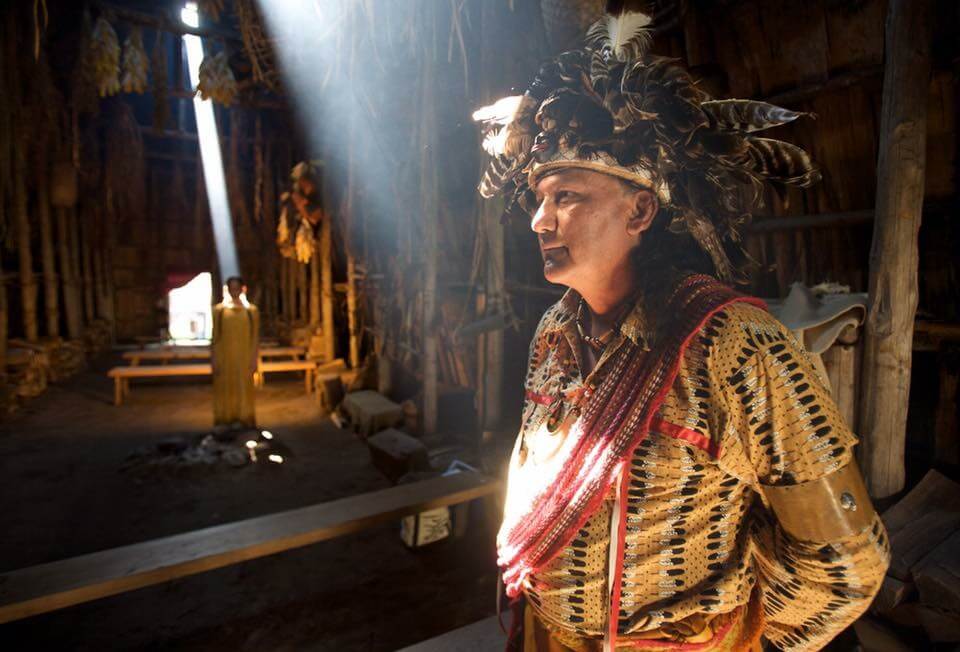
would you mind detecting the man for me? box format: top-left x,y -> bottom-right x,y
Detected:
474,5 -> 889,651
212,276 -> 259,430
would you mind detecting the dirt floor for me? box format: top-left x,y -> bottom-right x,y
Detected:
0,354 -> 502,651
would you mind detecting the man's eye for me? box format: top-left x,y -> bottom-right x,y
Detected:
556,191 -> 572,203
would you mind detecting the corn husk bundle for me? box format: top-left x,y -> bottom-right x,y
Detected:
294,219 -> 315,263
121,28 -> 148,94
91,17 -> 120,97
276,195 -> 295,257
150,33 -> 169,129
196,51 -> 236,105
48,339 -> 87,382
199,0 -> 226,22
6,347 -> 49,398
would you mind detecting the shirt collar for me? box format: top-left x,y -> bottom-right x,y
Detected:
547,285 -> 655,352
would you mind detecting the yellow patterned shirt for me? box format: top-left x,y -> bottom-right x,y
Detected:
512,284 -> 889,651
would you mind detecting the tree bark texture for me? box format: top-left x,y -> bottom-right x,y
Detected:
857,0 -> 932,499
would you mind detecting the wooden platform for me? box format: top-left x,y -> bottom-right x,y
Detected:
397,614 -> 506,651
256,359 -> 317,391
0,472 -> 501,624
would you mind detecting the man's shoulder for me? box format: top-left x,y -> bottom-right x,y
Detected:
532,297 -> 571,341
704,299 -> 798,355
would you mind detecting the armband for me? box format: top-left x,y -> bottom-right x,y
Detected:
762,462 -> 875,542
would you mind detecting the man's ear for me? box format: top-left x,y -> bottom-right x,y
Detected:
626,189 -> 658,237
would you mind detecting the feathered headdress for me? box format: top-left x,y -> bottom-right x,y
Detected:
473,2 -> 819,282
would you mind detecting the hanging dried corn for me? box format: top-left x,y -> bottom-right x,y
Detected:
196,50 -> 236,105
294,220 -> 315,263
90,16 -> 120,97
150,32 -> 169,130
276,193 -> 296,258
120,27 -> 148,94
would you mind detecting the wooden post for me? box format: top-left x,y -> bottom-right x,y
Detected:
420,50 -> 438,435
309,243 -> 321,326
14,155 -> 39,342
320,215 -> 335,362
37,160 -> 60,338
81,211 -> 95,324
57,206 -> 84,340
857,0 -> 932,499
934,347 -> 959,466
297,261 -> 308,324
0,249 -> 8,396
346,255 -> 360,369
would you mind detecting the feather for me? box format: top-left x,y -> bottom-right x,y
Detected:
472,95 -> 524,125
701,100 -> 811,133
606,10 -> 652,62
684,212 -> 733,282
746,137 -> 821,187
473,94 -> 537,159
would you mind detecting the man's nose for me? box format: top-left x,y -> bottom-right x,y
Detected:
530,199 -> 555,233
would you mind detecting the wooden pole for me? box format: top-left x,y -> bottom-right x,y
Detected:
857,0 -> 932,499
420,45 -> 438,435
81,210 -> 96,324
309,244 -> 321,326
14,155 -> 39,342
0,249 -> 8,396
37,161 -> 60,338
297,260 -> 307,324
346,255 -> 360,369
56,206 -> 84,340
320,216 -> 335,362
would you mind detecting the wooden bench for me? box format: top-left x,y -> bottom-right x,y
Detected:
255,359 -> 317,391
0,472 -> 501,624
108,360 -> 317,406
108,364 -> 212,406
123,346 -> 306,366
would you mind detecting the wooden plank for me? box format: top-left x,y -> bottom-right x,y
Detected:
0,473 -> 501,624
397,614 -> 505,652
886,510 -> 960,580
881,470 -> 960,535
108,364 -> 212,378
913,530 -> 960,612
873,576 -> 913,614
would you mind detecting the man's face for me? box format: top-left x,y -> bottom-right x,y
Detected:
531,169 -> 648,291
227,281 -> 244,301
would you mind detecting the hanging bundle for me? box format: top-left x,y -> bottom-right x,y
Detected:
196,50 -> 237,105
276,194 -> 297,259
120,27 -> 148,94
90,16 -> 120,97
294,219 -> 316,264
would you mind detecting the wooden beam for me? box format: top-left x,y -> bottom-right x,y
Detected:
858,0 -> 933,499
748,209 -> 874,234
93,1 -> 241,42
763,65 -> 883,107
0,473 -> 500,624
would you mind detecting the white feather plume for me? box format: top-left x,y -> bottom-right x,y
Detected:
472,95 -> 524,125
607,10 -> 652,62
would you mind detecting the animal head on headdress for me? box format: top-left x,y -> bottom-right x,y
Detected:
473,1 -> 819,282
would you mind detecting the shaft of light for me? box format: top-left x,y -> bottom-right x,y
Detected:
182,30 -> 240,280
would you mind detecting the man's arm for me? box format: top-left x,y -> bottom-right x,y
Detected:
709,304 -> 890,651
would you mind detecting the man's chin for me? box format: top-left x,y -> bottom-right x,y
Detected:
542,261 -> 570,285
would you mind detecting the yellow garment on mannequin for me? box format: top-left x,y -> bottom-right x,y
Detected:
212,302 -> 259,427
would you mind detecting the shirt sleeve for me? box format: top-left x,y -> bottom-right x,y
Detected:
708,303 -> 890,651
